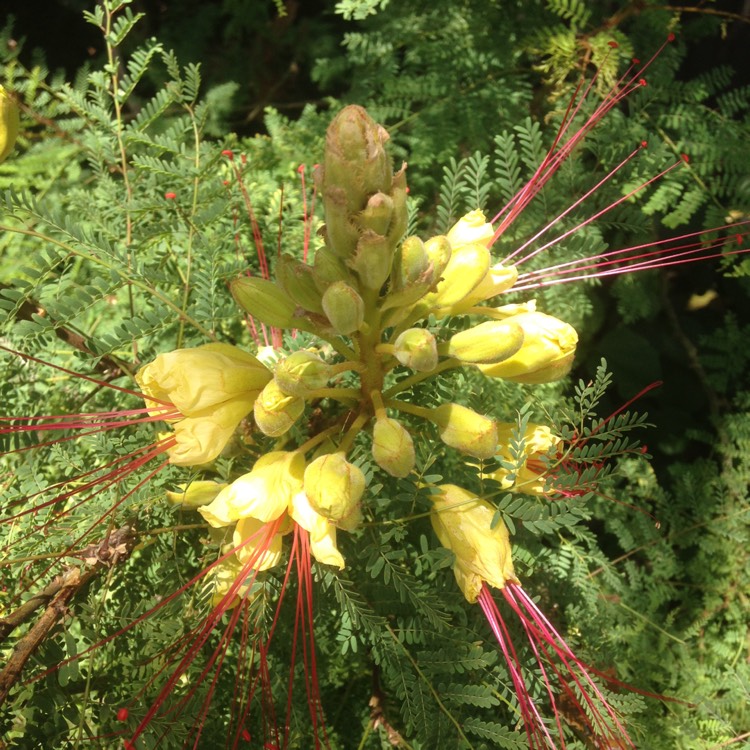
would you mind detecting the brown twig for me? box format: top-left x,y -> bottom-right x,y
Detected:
0,525 -> 136,706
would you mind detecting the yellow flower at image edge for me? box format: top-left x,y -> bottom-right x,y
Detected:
430,484 -> 518,603
0,85 -> 20,163
136,343 -> 271,466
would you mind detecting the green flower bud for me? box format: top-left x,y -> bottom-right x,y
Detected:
372,417 -> 415,477
230,277 -> 297,328
321,186 -> 360,259
304,453 -> 366,529
446,209 -> 494,249
274,350 -> 332,396
322,280 -> 365,335
253,379 -> 305,437
393,328 -> 438,371
312,247 -> 352,293
447,320 -> 525,364
386,165 -> 409,245
477,311 -> 578,383
428,403 -> 498,459
276,254 -> 324,314
357,191 -> 394,236
347,230 -> 394,290
0,85 -> 20,163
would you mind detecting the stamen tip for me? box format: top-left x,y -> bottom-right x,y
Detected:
681,153 -> 690,163
116,708 -> 129,721
667,32 -> 676,43
608,40 -> 619,49
164,191 -> 177,200
221,149 -> 234,159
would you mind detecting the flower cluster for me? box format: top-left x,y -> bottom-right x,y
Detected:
5,81 -> 720,747
125,106 -> 626,747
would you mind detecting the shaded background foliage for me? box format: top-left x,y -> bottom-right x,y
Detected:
1,0 -> 749,748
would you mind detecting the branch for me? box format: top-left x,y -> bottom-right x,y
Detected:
0,525 -> 137,706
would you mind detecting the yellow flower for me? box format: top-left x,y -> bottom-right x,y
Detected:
447,320 -> 525,365
428,403 -> 498,459
437,263 -> 518,317
446,209 -> 494,249
137,343 -> 271,466
393,328 -> 438,372
478,311 -> 578,383
486,423 -> 560,495
303,453 -> 365,529
198,451 -> 305,525
290,491 -> 345,569
253,379 -> 305,437
428,242 -> 490,309
274,350 -> 332,397
137,343 -> 270,415
233,516 -> 285,569
0,85 -> 20,163
167,400 -> 257,466
430,484 -> 518,603
371,416 -> 415,478
208,557 -> 250,609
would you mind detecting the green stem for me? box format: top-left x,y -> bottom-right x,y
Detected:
383,357 -> 462,399
385,399 -> 431,421
305,387 -> 361,403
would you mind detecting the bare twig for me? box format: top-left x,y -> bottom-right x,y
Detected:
0,525 -> 137,706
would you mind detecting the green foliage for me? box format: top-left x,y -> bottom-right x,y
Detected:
1,1 -> 749,749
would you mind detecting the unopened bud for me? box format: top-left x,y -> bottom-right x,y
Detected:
428,403 -> 498,459
230,277 -> 296,328
446,209 -> 494,249
447,320 -> 525,364
0,86 -> 20,163
357,191 -> 393,235
304,453 -> 366,529
347,230 -> 394,290
478,311 -> 578,383
372,417 -> 415,477
254,379 -> 305,437
322,280 -> 365,335
276,255 -> 324,314
274,350 -> 332,396
393,328 -> 438,371
312,247 -> 352,292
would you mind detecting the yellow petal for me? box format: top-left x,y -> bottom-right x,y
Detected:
233,517 -> 284,570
